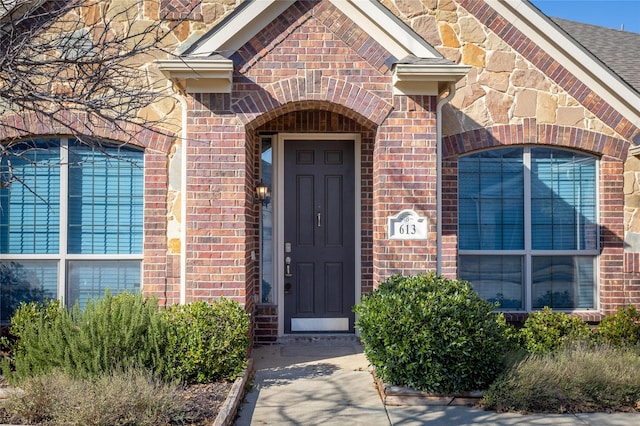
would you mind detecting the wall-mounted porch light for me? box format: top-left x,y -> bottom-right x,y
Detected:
254,180 -> 270,206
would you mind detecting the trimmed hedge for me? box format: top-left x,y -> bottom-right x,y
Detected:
354,272 -> 513,393
164,299 -> 250,383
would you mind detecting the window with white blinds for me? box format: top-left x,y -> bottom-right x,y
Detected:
458,147 -> 598,311
0,138 -> 143,322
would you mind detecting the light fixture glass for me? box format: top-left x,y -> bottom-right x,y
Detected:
255,180 -> 270,205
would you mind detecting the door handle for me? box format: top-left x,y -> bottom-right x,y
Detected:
317,212 -> 321,227
285,256 -> 292,277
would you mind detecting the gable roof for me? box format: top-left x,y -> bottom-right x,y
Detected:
552,17 -> 640,94
157,0 -> 640,134
157,0 -> 470,95
182,0 -> 442,59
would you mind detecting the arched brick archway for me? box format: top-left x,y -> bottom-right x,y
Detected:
443,119 -> 629,160
236,78 -> 393,129
244,102 -> 379,343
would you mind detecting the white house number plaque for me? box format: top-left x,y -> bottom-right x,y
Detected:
387,210 -> 428,240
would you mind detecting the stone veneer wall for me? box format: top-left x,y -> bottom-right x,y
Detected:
380,0 -> 639,314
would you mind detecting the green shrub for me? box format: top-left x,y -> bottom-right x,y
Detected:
1,367 -> 182,425
1,299 -> 61,357
5,291 -> 168,383
164,298 -> 250,383
520,307 -> 592,354
595,306 -> 640,348
481,342 -> 640,413
354,272 -> 512,393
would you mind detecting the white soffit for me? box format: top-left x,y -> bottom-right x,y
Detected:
393,63 -> 472,95
156,58 -> 234,93
493,0 -> 640,129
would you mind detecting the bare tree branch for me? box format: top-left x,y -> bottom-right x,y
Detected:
0,0 -> 192,187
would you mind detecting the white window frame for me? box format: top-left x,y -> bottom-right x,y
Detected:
0,137 -> 144,307
458,146 -> 600,312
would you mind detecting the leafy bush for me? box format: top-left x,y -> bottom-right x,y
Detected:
595,306 -> 640,348
164,298 -> 250,383
520,307 -> 592,354
1,298 -> 61,356
1,367 -> 182,425
354,272 -> 512,393
5,292 -> 168,382
481,342 -> 640,413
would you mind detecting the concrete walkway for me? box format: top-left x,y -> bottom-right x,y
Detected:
234,340 -> 640,425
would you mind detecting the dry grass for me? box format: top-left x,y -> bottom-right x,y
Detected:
0,368 -> 231,425
481,343 -> 640,413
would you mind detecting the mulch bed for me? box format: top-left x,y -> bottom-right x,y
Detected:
174,381 -> 233,425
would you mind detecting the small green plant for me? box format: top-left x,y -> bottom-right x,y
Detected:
164,298 -> 250,384
595,306 -> 640,348
354,272 -> 513,393
520,307 -> 592,354
481,342 -> 640,413
5,291 -> 168,383
1,367 -> 182,425
0,298 -> 61,357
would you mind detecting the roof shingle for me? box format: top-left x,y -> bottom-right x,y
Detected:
552,17 -> 640,95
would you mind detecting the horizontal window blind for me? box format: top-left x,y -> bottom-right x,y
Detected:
0,138 -> 144,321
67,143 -> 144,255
0,140 -> 61,254
459,147 -> 597,311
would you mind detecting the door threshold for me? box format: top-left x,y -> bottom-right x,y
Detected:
277,334 -> 361,345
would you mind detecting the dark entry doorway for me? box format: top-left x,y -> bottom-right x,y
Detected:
283,139 -> 355,333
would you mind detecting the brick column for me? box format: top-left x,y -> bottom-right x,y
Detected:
372,95 -> 438,284
184,93 -> 249,305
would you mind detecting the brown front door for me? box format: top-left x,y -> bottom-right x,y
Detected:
283,139 -> 355,333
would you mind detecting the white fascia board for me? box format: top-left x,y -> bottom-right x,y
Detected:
393,64 -> 471,95
188,0 -> 295,57
493,0 -> 640,129
156,58 -> 234,93
330,0 -> 440,59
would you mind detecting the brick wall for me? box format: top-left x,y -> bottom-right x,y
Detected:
166,0 -> 436,342
183,93 -> 250,305
373,96 -> 439,283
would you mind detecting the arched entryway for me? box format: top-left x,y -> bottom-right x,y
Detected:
248,105 -> 377,343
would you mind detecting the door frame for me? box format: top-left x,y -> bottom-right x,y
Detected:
274,133 -> 362,336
